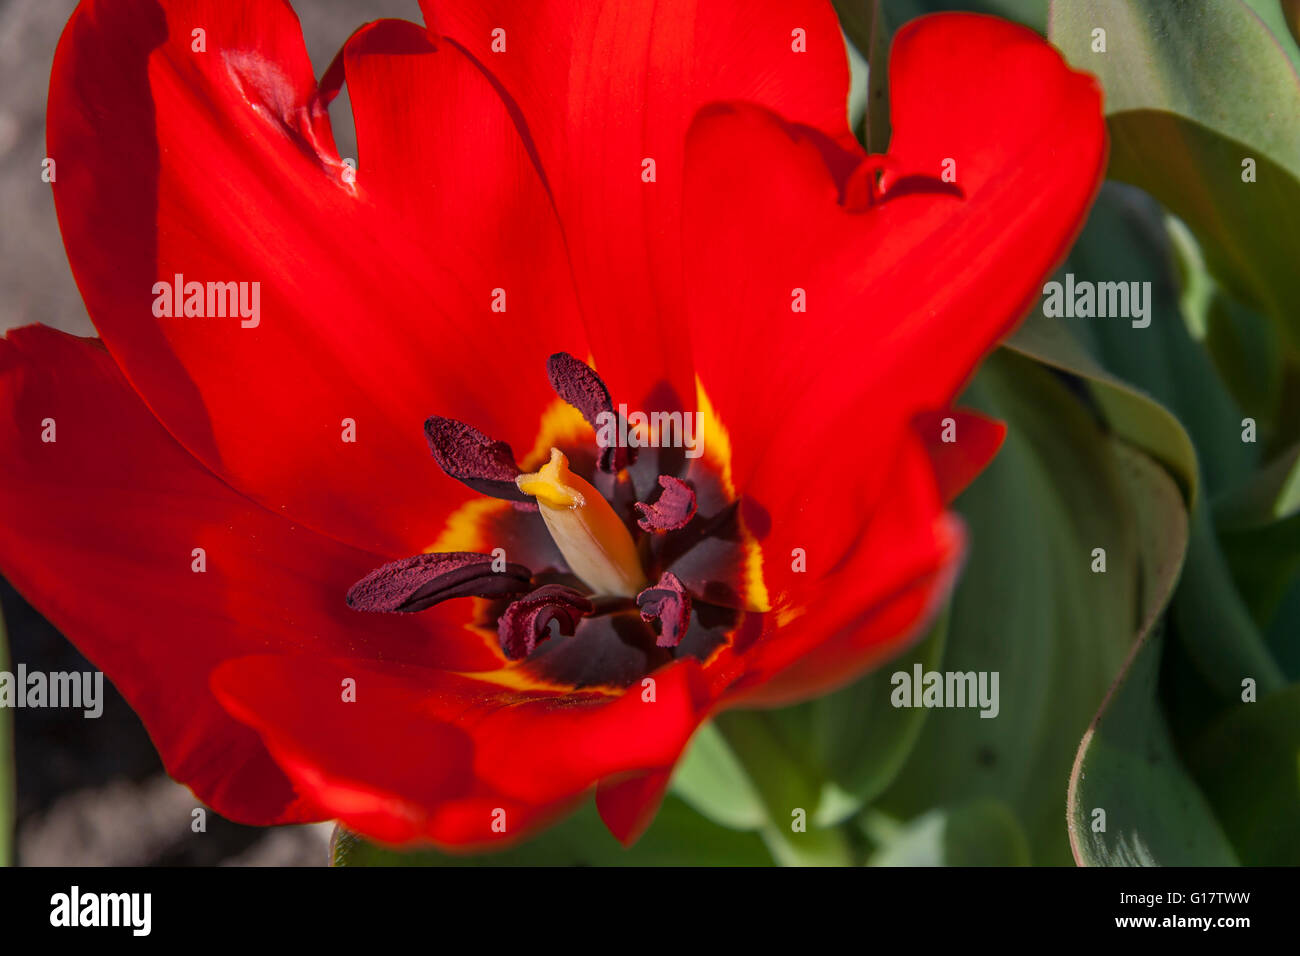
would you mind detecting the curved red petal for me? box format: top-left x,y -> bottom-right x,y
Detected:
211,654 -> 713,847
424,0 -> 859,409
0,325 -> 501,825
914,408 -> 1007,504
47,1 -> 582,557
684,14 -> 1103,570
595,768 -> 673,847
341,18 -> 587,425
718,434 -> 964,706
211,657 -> 479,846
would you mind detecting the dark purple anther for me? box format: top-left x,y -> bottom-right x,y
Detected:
497,584 -> 595,659
546,352 -> 636,472
347,551 -> 532,613
634,476 -> 697,533
636,571 -> 692,648
424,415 -> 533,502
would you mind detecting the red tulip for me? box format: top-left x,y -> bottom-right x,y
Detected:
0,0 -> 1104,847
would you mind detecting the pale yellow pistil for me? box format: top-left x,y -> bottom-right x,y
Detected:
516,448 -> 647,598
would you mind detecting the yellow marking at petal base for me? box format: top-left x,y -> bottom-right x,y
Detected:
521,398 -> 592,470
424,502 -> 590,690
775,605 -> 807,628
426,496 -> 511,555
694,382 -> 737,499
424,395 -> 593,556
424,527 -> 623,695
456,646 -> 623,698
695,379 -> 772,614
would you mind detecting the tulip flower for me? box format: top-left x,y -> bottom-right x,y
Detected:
0,0 -> 1104,847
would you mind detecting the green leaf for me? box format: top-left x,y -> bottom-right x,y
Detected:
1066,443 -> 1239,866
1264,578 -> 1300,680
1174,502 -> 1287,699
864,800 -> 1031,866
670,721 -> 768,831
1007,183 -> 1285,700
787,615 -> 948,826
330,795 -> 775,867
1215,441 -> 1300,525
1068,632 -> 1239,866
1245,0 -> 1300,72
1167,216 -> 1289,444
0,607 -> 11,867
1187,684 -> 1300,865
1048,0 -> 1300,350
708,711 -> 856,865
832,0 -> 895,150
1213,445 -> 1300,670
1004,310 -> 1199,508
1286,0 -> 1300,50
670,617 -> 947,863
1217,512 -> 1300,631
1035,185 -> 1257,497
879,0 -> 1048,35
875,351 -> 1151,864
833,0 -> 879,56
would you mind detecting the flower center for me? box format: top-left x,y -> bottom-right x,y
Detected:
345,351 -> 762,687
515,447 -> 647,597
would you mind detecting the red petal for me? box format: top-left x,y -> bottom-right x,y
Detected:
0,325 -> 501,825
212,657 -> 478,846
719,434 -> 964,706
683,14 -> 1104,568
470,658 -> 711,806
212,654 -> 714,846
913,408 -> 1007,503
425,0 -> 859,408
47,3 -> 583,557
596,768 -> 673,847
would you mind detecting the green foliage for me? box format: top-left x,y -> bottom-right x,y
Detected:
1049,0 -> 1300,353
865,801 -> 1032,866
1188,685 -> 1300,865
874,354 -> 1149,865
1065,449 -> 1237,866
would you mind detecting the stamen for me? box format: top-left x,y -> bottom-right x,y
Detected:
636,571 -> 692,648
546,352 -> 636,472
424,415 -> 533,502
347,551 -> 532,613
634,475 -> 697,533
497,584 -> 594,659
516,448 -> 648,597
